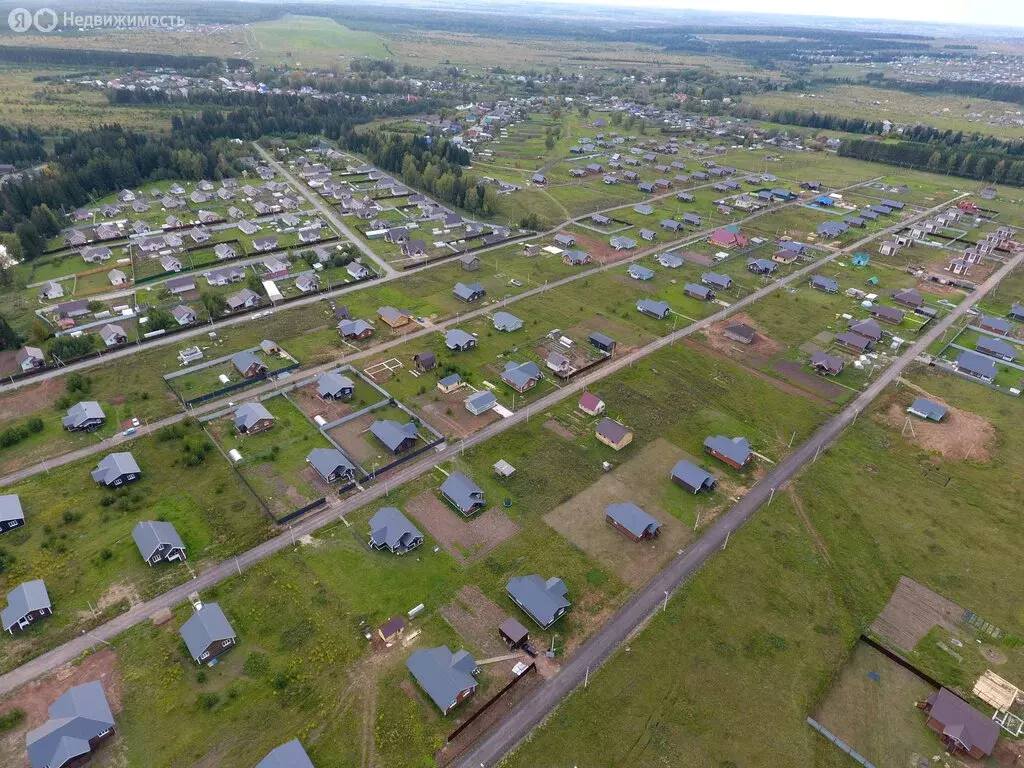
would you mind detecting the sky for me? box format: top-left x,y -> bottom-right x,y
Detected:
508,0 -> 1024,29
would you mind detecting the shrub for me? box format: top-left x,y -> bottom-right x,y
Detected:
0,548 -> 14,574
197,692 -> 220,710
62,509 -> 81,524
99,494 -> 116,507
0,707 -> 25,732
195,669 -> 207,684
242,651 -> 269,677
99,548 -> 113,561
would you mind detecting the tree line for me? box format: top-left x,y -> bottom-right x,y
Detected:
0,126 -> 45,166
839,138 -> 1024,187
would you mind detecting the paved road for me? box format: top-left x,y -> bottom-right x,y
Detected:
454,241 -> 1021,768
0,193 -> 963,695
254,144 -> 399,278
0,180 -> 876,487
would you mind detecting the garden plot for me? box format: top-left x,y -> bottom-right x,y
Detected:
405,490 -> 519,565
812,642 -> 940,768
543,439 -> 692,587
439,585 -> 510,658
419,388 -> 502,439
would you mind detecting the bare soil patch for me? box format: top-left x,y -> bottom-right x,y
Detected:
915,280 -> 961,297
543,419 -> 575,441
0,349 -> 17,378
405,490 -> 519,565
870,576 -> 965,653
0,649 -> 122,768
327,411 -> 380,466
543,439 -> 691,587
289,383 -> 354,423
703,312 -> 782,365
0,377 -> 65,423
772,360 -> 847,402
878,399 -> 995,462
440,585 -> 509,657
420,391 -> 500,439
982,646 -> 1007,665
572,232 -> 628,265
96,582 -> 141,612
679,250 -> 713,266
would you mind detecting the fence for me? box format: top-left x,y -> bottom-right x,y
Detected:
276,497 -> 327,525
446,663 -> 536,745
859,635 -> 943,689
806,717 -> 876,768
181,362 -> 301,408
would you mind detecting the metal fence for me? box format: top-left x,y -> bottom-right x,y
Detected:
181,362 -> 300,407
806,717 -> 876,768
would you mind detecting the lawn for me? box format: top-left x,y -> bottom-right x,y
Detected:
0,420 -> 271,675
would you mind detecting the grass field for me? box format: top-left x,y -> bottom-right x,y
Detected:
0,421 -> 270,675
249,15 -> 391,68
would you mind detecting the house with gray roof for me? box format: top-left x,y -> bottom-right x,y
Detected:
2,579 -> 51,634
339,318 -> 374,339
605,502 -> 661,542
637,298 -> 670,319
440,471 -> 486,516
976,335 -> 1017,362
16,346 -> 44,372
562,250 -> 591,266
99,324 -> 127,347
704,435 -> 752,469
701,272 -> 732,291
62,401 -> 105,432
670,460 -> 717,494
506,575 -> 570,629
810,350 -> 845,376
180,603 -> 236,663
227,288 -> 261,312
810,275 -> 839,294
132,521 -> 186,565
501,360 -> 541,392
438,373 -> 462,393
445,329 -> 477,352
657,253 -> 684,269
172,305 -> 197,326
307,448 -> 357,484
453,281 -> 486,303
233,402 -> 275,434
368,507 -> 423,554
406,646 -> 479,715
370,420 -> 419,454
908,398 -> 947,422
684,283 -> 714,301
91,452 -> 140,487
317,371 -> 355,400
25,680 -> 115,768
0,494 -> 25,533
848,318 -> 883,343
465,390 -> 497,416
166,276 -> 196,296
1009,303 -> 1024,322
257,740 -> 315,768
232,350 -> 268,379
612,236 -> 637,251
979,315 -> 1012,336
493,311 -> 523,332
628,264 -> 654,280
747,258 -> 776,275
553,233 -> 575,248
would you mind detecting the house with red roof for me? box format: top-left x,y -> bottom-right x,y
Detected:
707,226 -> 749,250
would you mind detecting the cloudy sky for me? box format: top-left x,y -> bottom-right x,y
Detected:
528,0 -> 1024,27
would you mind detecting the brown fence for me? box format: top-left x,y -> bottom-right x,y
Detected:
446,662 -> 536,745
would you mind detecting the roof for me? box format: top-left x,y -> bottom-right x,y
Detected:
369,507 -> 423,551
493,311 -> 522,331
671,460 -> 716,490
908,397 -> 947,421
658,253 -> 684,268
256,740 -> 315,768
836,331 -> 871,351
2,580 -> 50,631
465,391 -> 497,412
637,298 -> 670,317
307,448 -> 355,480
893,288 -> 923,306
685,283 -> 713,299
317,371 -> 354,398
378,306 -> 408,324
704,435 -> 751,465
507,575 -> 570,627
702,272 -> 731,289
849,318 -> 883,341
589,331 -> 615,347
446,329 -> 476,349
453,281 -> 484,300
810,275 -> 839,292
0,494 -> 24,524
596,417 -> 631,445
579,392 -> 604,412
499,616 -> 529,644
605,502 -> 661,538
439,373 -> 462,388
179,603 -> 236,660
724,323 -> 756,342
957,350 -> 997,379
502,360 -> 541,390
629,265 -> 654,279
231,350 -> 265,375
370,420 -> 419,452
340,318 -> 374,336
26,681 -> 115,768
440,471 -> 485,513
927,688 -> 999,756
132,521 -> 184,560
980,315 -> 1012,334
977,335 -> 1016,360
91,452 -> 141,485
811,350 -> 845,373
871,305 -> 904,323
234,402 -> 274,431
406,646 -> 478,712
62,400 -> 105,428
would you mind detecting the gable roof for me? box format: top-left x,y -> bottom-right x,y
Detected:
637,298 -> 670,317
977,335 -> 1016,360
179,603 -> 236,660
848,318 -> 883,341
132,521 -> 184,561
406,646 -> 478,712
440,471 -> 485,514
2,579 -> 50,631
465,390 -> 497,413
492,311 -> 522,332
317,371 -> 354,398
927,688 -> 999,756
507,574 -> 570,627
605,502 -> 661,538
0,494 -> 24,524
980,315 -> 1012,334
369,507 -> 423,551
453,282 -> 485,301
63,401 -> 105,429
502,360 -> 541,390
234,401 -> 274,431
445,329 -> 476,349
908,397 -> 947,421
596,417 -> 631,445
704,435 -> 751,465
670,460 -> 716,491
26,681 -> 115,768
257,740 -> 315,768
307,448 -> 356,480
369,419 -> 418,451
91,452 -> 140,485
957,350 -> 997,379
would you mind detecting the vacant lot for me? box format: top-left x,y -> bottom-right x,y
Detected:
440,585 -> 510,658
876,394 -> 996,462
544,439 -> 692,587
813,642 -> 940,768
406,490 -> 519,565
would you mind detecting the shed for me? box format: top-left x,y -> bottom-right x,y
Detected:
499,617 -> 530,649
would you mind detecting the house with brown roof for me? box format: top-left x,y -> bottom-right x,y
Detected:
921,688 -> 999,759
595,418 -> 633,451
